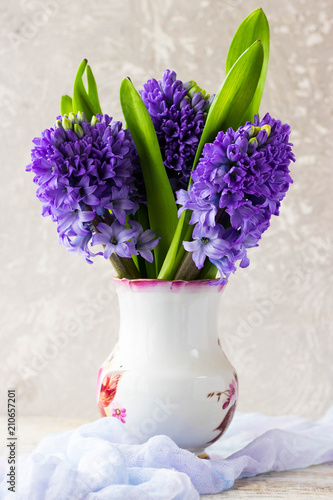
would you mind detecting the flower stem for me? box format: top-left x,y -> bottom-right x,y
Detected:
109,254 -> 141,279
198,260 -> 217,280
174,251 -> 201,281
174,208 -> 227,281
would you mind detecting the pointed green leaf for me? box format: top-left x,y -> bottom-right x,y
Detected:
86,65 -> 103,115
159,40 -> 264,280
226,8 -> 270,122
60,95 -> 73,115
72,59 -> 95,120
120,78 -> 178,273
193,39 -> 264,167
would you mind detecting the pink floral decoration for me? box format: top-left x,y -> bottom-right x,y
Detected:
111,406 -> 127,423
222,378 -> 238,409
228,379 -> 238,406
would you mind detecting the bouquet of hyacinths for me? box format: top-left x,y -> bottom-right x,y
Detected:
27,9 -> 295,285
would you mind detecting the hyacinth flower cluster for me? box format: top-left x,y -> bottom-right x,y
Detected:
26,9 -> 296,284
27,112 -> 159,273
140,70 -> 213,191
176,113 -> 295,284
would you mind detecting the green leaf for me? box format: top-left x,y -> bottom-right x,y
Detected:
72,59 -> 95,120
193,39 -> 264,167
159,40 -> 264,281
60,95 -> 73,115
226,8 -> 270,122
120,78 -> 178,274
86,65 -> 103,115
198,260 -> 218,280
157,210 -> 192,280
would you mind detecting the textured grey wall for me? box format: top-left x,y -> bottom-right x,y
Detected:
1,0 -> 332,420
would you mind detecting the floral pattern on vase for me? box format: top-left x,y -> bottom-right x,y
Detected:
98,373 -> 123,417
206,403 -> 237,445
206,372 -> 238,444
110,402 -> 127,423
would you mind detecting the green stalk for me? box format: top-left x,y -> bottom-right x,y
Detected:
174,252 -> 200,281
157,210 -> 192,280
109,254 -> 140,279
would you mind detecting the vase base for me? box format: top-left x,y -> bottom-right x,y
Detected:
189,447 -> 210,459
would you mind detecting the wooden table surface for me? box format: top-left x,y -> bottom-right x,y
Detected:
201,464 -> 333,499
1,417 -> 332,499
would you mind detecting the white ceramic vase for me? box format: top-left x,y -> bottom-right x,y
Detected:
96,278 -> 238,457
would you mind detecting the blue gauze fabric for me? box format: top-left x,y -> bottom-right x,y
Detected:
0,407 -> 332,499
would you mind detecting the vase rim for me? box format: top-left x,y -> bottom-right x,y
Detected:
112,277 -> 226,293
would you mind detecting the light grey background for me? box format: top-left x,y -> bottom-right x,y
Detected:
0,0 -> 332,420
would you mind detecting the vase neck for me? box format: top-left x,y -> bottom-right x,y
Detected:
114,280 -> 225,361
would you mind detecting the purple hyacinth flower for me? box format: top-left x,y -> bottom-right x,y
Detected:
129,220 -> 160,263
183,224 -> 230,269
56,208 -> 96,236
92,221 -> 137,259
210,256 -> 236,285
176,188 -> 218,227
27,113 -> 142,263
140,69 -> 213,191
226,202 -> 259,231
102,186 -> 136,225
177,113 -> 295,283
61,232 -> 102,264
